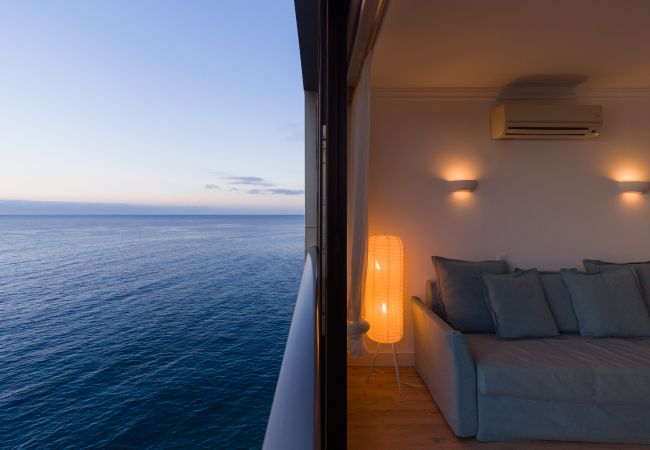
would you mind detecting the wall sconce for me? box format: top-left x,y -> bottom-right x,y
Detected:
617,181 -> 650,194
447,179 -> 478,192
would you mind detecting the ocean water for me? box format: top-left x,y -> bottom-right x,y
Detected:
0,215 -> 303,449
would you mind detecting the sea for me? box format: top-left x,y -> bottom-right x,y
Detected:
0,215 -> 304,449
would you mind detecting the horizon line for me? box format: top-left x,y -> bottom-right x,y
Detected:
0,213 -> 305,216
0,199 -> 304,216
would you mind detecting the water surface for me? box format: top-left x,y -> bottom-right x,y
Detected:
0,215 -> 303,449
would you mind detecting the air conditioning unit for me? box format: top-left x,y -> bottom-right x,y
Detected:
490,104 -> 603,139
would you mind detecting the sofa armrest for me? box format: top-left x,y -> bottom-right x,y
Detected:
411,296 -> 477,437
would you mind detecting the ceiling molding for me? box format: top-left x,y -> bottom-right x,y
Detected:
372,87 -> 650,101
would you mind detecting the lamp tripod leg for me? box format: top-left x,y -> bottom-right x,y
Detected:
367,342 -> 381,382
392,343 -> 402,396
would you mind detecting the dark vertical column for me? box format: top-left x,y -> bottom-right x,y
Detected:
318,0 -> 347,448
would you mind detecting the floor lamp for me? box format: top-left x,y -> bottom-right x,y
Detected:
364,235 -> 404,395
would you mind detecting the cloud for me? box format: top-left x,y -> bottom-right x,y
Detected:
284,129 -> 303,143
248,188 -> 304,196
207,173 -> 301,195
280,122 -> 304,143
225,176 -> 273,187
267,188 -> 304,195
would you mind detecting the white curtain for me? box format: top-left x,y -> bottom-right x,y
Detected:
346,52 -> 372,357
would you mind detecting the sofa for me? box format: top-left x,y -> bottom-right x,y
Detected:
411,257 -> 650,444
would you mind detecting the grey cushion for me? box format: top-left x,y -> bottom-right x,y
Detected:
516,269 -> 579,333
560,268 -> 650,338
539,272 -> 579,334
480,269 -> 559,339
467,333 -> 650,443
432,256 -> 507,332
584,259 -> 650,310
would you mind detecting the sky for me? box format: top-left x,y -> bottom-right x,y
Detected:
0,0 -> 304,214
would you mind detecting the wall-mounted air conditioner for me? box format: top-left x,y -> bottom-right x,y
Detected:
490,104 -> 603,140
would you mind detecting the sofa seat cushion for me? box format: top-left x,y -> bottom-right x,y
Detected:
466,334 -> 650,405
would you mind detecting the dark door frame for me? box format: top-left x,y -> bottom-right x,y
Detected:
318,0 -> 348,449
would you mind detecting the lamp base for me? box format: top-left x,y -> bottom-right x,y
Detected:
367,342 -> 402,396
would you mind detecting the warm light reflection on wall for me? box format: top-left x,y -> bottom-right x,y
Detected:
611,166 -> 646,183
621,192 -> 644,205
364,235 -> 403,344
607,165 -> 649,205
450,191 -> 474,203
443,166 -> 479,182
436,153 -> 481,180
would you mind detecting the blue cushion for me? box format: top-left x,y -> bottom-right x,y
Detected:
432,256 -> 507,332
480,269 -> 559,339
539,272 -> 579,334
516,269 -> 579,334
561,268 -> 650,338
584,259 -> 650,310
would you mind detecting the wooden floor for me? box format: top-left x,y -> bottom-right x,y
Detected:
348,367 -> 648,450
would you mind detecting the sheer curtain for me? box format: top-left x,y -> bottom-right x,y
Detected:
346,52 -> 372,357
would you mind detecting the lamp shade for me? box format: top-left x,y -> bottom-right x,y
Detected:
364,235 -> 404,344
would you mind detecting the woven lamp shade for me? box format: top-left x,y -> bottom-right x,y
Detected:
364,235 -> 404,344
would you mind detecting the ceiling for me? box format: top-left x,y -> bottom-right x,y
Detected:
372,0 -> 650,89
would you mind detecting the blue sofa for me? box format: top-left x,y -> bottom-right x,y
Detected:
411,282 -> 650,444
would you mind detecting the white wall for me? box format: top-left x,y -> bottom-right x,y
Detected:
368,92 -> 650,355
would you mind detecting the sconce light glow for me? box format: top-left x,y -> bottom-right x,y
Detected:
621,192 -> 644,205
447,179 -> 478,192
617,181 -> 650,194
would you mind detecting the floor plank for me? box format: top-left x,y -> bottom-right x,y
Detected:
348,366 -> 648,450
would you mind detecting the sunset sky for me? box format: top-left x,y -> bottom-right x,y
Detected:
0,1 -> 304,214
